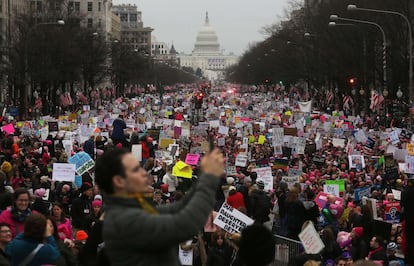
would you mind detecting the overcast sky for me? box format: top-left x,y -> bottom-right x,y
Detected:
112,0 -> 291,55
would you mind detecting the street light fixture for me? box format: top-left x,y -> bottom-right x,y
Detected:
330,15 -> 387,89
347,4 -> 413,104
397,88 -> 403,98
24,20 -> 65,118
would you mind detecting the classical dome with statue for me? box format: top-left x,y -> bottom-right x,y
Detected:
193,12 -> 221,55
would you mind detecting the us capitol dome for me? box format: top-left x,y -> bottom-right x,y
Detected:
178,12 -> 239,80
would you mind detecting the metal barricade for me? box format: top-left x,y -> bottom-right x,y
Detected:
273,235 -> 302,266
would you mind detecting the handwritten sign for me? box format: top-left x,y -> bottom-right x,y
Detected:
354,186 -> 371,201
131,144 -> 142,162
406,143 -> 414,156
52,163 -> 76,182
323,184 -> 339,197
185,154 -> 200,165
298,222 -> 325,254
178,240 -> 193,266
235,154 -> 248,167
213,203 -> 254,233
253,167 -> 273,191
281,176 -> 300,189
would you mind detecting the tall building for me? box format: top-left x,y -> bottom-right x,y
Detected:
112,4 -> 153,53
178,12 -> 238,80
150,36 -> 178,65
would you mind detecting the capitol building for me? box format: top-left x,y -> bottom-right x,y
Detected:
178,13 -> 239,81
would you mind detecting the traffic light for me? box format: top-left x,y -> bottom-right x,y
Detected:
349,78 -> 356,86
195,92 -> 204,109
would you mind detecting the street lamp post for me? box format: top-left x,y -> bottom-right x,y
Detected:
347,4 -> 413,104
24,20 -> 64,119
330,15 -> 387,89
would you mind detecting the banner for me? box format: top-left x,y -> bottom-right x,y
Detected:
68,152 -> 95,176
298,101 -> 312,113
52,163 -> 76,182
213,203 -> 254,233
325,180 -> 345,192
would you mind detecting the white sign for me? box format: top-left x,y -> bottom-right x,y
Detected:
52,163 -> 76,182
388,131 -> 400,145
253,167 -> 273,191
332,138 -> 345,148
323,184 -> 340,197
178,240 -> 194,266
209,120 -> 220,128
218,126 -> 229,135
131,144 -> 142,162
281,176 -> 300,189
272,128 -> 284,145
298,222 -> 325,254
296,138 -> 306,154
392,189 -> 401,201
354,130 -> 367,143
214,203 -> 254,233
235,154 -> 248,167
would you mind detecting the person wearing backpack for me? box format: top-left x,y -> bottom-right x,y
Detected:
248,179 -> 272,224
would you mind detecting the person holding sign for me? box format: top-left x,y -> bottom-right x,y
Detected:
95,148 -> 225,266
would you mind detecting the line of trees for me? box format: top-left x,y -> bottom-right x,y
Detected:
227,0 -> 412,99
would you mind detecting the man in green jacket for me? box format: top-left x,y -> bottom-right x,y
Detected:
95,148 -> 224,266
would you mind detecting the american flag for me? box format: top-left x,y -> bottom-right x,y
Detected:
326,90 -> 334,105
370,91 -> 384,111
343,95 -> 354,110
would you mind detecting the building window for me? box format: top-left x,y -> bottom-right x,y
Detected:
87,18 -> 93,28
120,13 -> 128,22
130,14 -> 137,22
87,2 -> 92,11
98,2 -> 101,11
74,2 -> 80,11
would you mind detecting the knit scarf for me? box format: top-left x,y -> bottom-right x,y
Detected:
368,246 -> 384,259
14,208 -> 32,222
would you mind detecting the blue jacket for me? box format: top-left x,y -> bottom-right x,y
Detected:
6,233 -> 60,266
111,119 -> 126,140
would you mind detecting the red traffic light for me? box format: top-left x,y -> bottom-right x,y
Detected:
349,78 -> 356,85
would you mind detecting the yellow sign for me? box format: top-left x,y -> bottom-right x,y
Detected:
407,143 -> 414,155
172,161 -> 193,179
159,138 -> 175,149
258,135 -> 266,145
248,136 -> 255,143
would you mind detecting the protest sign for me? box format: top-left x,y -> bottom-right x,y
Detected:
348,155 -> 365,170
323,184 -> 340,197
385,202 -> 401,224
172,161 -> 192,179
131,144 -> 142,162
298,222 -> 325,254
185,154 -> 200,165
213,203 -> 254,233
354,187 -> 371,201
406,143 -> 414,155
48,121 -> 59,132
315,192 -> 344,209
178,240 -> 193,266
52,163 -> 76,182
253,167 -> 273,191
282,176 -> 300,189
272,128 -> 284,144
68,152 -> 95,176
218,126 -> 229,135
388,131 -> 400,145
332,138 -> 345,148
1,123 -> 15,134
392,189 -> 401,201
235,154 -> 248,167
325,180 -> 345,192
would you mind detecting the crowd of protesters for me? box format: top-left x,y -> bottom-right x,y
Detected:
0,83 -> 412,266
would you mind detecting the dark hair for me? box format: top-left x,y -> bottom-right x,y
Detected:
239,224 -> 275,266
24,213 -> 46,241
13,188 -> 31,203
0,222 -> 11,229
95,149 -> 129,194
51,202 -> 67,222
211,230 -> 226,247
46,216 -> 60,240
373,235 -> 385,247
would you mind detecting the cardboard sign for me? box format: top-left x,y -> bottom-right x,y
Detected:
68,152 -> 95,176
159,138 -> 175,149
218,126 -> 229,135
284,128 -> 297,136
52,163 -> 76,182
213,203 -> 254,233
385,202 -> 401,224
323,184 -> 340,197
281,176 -> 300,189
298,222 -> 325,254
253,167 -> 273,191
131,144 -> 142,162
1,123 -> 15,134
392,189 -> 401,201
388,131 -> 400,145
185,154 -> 200,165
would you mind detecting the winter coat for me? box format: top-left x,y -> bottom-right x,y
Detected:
103,173 -> 219,266
111,119 -> 126,140
248,190 -> 272,223
0,208 -> 36,238
6,234 -> 60,266
70,195 -> 92,230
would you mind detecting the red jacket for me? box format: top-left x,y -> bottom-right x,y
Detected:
227,192 -> 246,210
